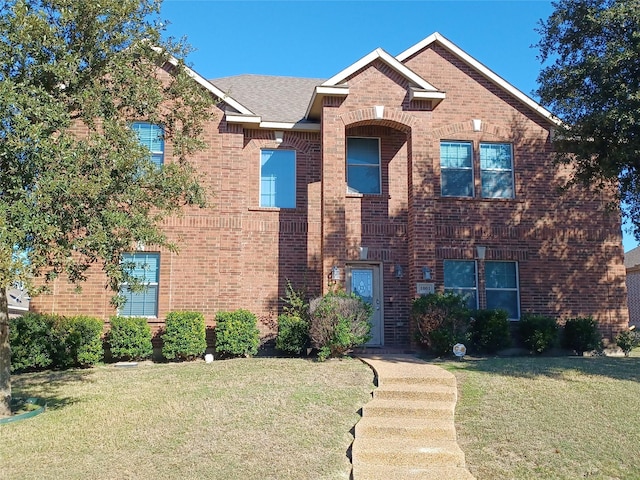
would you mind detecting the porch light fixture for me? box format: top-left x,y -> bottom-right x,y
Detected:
394,264 -> 404,279
331,266 -> 342,281
274,130 -> 284,144
422,266 -> 432,280
476,245 -> 487,260
472,119 -> 482,132
359,246 -> 369,260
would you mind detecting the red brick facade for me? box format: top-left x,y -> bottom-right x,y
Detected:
30,34 -> 629,343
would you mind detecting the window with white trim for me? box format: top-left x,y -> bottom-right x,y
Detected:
480,143 -> 514,198
260,149 -> 296,208
440,141 -> 473,197
347,137 -> 381,194
119,252 -> 160,317
443,260 -> 478,310
132,122 -> 164,168
485,261 -> 520,319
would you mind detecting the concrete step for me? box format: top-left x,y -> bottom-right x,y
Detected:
373,383 -> 457,402
355,416 -> 457,441
353,464 -> 476,480
352,437 -> 466,468
362,399 -> 455,420
380,372 -> 456,388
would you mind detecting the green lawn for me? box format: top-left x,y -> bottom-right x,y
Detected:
0,358 -> 374,480
443,354 -> 640,480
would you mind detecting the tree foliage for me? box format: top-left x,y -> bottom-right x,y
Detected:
535,0 -> 640,236
0,0 -> 216,415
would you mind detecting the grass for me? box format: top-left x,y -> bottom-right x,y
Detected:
0,357 -> 374,480
442,353 -> 640,480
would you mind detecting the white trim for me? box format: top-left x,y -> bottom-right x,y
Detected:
305,86 -> 350,119
346,136 -> 382,195
225,114 -> 262,125
409,88 -> 447,101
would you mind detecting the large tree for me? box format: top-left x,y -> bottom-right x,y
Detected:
0,0 -> 215,416
536,0 -> 640,235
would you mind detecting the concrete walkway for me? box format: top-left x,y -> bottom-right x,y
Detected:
353,354 -> 476,480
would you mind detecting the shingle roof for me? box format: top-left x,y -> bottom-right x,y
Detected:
625,246 -> 640,269
210,74 -> 324,123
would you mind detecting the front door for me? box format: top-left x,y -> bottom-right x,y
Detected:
347,264 -> 383,346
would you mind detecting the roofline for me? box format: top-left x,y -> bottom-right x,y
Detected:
304,85 -> 350,120
225,114 -> 320,131
397,32 -> 561,126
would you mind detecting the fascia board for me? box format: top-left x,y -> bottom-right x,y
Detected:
260,121 -> 321,132
225,114 -> 261,125
304,85 -> 350,120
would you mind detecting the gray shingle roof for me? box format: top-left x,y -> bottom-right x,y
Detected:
625,246 -> 640,269
210,74 -> 324,123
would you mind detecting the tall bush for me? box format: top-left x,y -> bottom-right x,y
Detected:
50,315 -> 104,368
275,314 -> 309,355
309,292 -> 371,361
108,316 -> 153,361
162,311 -> 207,361
519,314 -> 559,354
9,313 -> 55,372
411,293 -> 470,357
469,309 -> 511,354
562,317 -> 602,354
215,310 -> 260,358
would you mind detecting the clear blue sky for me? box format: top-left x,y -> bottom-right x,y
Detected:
160,0 -> 638,252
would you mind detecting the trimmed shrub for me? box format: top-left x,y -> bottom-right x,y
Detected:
411,293 -> 470,357
562,317 -> 602,354
108,316 -> 153,361
50,315 -> 104,368
616,328 -> 640,356
309,292 -> 372,361
9,313 -> 55,372
275,314 -> 309,355
519,314 -> 559,354
215,309 -> 260,358
162,311 -> 207,361
469,309 -> 511,354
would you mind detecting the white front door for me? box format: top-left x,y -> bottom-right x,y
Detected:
347,264 -> 383,346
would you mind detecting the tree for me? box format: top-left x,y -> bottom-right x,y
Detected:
535,0 -> 640,237
0,0 -> 216,416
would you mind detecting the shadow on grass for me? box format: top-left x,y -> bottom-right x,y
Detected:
11,369 -> 94,410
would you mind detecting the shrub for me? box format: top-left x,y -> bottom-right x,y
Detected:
50,315 -> 104,368
615,328 -> 640,357
108,316 -> 153,361
309,292 -> 372,361
162,311 -> 207,361
469,309 -> 511,354
281,280 -> 310,321
519,314 -> 559,354
562,317 -> 602,354
411,293 -> 470,357
275,314 -> 309,355
9,313 -> 55,372
215,309 -> 260,358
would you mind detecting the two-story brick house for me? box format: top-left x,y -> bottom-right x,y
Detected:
31,33 -> 629,346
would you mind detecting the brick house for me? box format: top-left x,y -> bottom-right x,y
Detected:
30,32 -> 629,346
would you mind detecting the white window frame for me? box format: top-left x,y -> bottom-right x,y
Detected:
480,142 -> 514,199
132,122 -> 164,168
260,149 -> 296,208
119,252 -> 160,318
485,260 -> 520,320
440,140 -> 474,198
346,137 -> 381,195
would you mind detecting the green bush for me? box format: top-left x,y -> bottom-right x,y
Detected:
108,316 -> 153,361
411,293 -> 470,357
309,292 -> 372,361
215,309 -> 260,358
562,317 -> 602,354
9,313 -> 55,372
616,328 -> 640,356
469,309 -> 511,354
519,314 -> 559,354
275,314 -> 309,355
162,311 -> 207,361
49,315 -> 104,368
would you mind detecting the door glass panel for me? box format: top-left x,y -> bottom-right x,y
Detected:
351,269 -> 373,304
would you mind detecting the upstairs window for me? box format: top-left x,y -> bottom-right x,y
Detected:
260,149 -> 296,208
440,141 -> 473,197
347,137 -> 381,194
132,122 -> 164,168
480,143 -> 514,198
119,252 -> 160,317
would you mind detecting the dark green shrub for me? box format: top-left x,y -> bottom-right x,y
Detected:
9,313 -> 55,372
50,315 -> 104,368
469,309 -> 511,354
215,309 -> 260,358
275,314 -> 309,355
411,293 -> 470,357
309,292 -> 372,361
562,317 -> 602,354
162,311 -> 207,361
519,314 -> 559,354
616,328 -> 640,356
108,316 -> 153,361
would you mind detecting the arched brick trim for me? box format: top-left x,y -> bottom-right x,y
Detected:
243,129 -> 319,154
431,121 -> 511,140
339,107 -> 415,133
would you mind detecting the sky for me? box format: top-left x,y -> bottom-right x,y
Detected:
159,0 -> 639,252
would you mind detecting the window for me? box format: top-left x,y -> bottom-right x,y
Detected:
485,261 -> 520,319
260,149 -> 296,208
132,122 -> 164,168
440,141 -> 473,197
347,137 -> 380,194
119,252 -> 160,317
480,143 -> 513,198
443,260 -> 478,309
